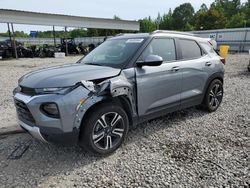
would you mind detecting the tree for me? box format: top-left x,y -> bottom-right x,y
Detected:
199,3 -> 209,13
172,3 -> 195,30
159,9 -> 173,30
139,17 -> 156,32
226,12 -> 246,28
194,7 -> 227,30
70,29 -> 87,38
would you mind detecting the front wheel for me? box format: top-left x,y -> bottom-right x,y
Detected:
79,103 -> 129,155
202,79 -> 224,112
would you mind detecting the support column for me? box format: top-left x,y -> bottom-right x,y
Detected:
53,26 -> 56,50
11,23 -> 18,59
65,27 -> 68,56
7,23 -> 12,42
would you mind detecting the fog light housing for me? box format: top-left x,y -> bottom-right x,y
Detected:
41,103 -> 60,118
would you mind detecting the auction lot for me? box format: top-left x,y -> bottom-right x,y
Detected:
0,55 -> 249,187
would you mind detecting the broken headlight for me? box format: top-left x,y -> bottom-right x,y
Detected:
35,86 -> 74,95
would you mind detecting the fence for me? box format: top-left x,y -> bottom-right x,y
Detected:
193,28 -> 250,52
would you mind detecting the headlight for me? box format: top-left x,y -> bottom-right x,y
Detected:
35,87 -> 74,95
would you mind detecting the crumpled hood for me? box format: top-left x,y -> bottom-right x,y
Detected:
19,63 -> 121,88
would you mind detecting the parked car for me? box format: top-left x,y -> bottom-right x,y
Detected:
13,30 -> 225,155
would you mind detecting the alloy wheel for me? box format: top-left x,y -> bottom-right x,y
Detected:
92,112 -> 125,150
209,84 -> 223,109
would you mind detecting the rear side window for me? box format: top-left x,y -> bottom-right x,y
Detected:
200,42 -> 217,55
141,38 -> 176,62
179,39 -> 202,60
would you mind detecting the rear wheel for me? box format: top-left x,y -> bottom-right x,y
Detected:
202,79 -> 223,112
79,103 -> 129,155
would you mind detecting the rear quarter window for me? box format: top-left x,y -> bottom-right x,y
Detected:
200,42 -> 217,55
180,39 -> 202,60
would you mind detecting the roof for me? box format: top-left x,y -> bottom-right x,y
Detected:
0,9 -> 139,31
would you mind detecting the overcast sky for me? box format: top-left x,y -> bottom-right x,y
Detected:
0,0 -> 244,33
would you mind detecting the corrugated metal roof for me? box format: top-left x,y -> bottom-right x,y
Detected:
0,9 -> 140,31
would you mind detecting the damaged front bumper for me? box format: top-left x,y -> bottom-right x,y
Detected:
13,85 -> 94,144
13,69 -> 137,144
19,120 -> 47,142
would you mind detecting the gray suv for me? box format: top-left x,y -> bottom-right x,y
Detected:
13,31 -> 225,155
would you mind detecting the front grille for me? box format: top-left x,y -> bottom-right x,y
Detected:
20,86 -> 36,96
14,99 -> 35,124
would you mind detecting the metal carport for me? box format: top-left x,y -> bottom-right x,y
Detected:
0,9 -> 140,57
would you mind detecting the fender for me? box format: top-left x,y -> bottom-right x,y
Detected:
201,71 -> 224,100
73,72 -> 137,129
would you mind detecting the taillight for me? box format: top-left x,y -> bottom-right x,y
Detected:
220,58 -> 226,65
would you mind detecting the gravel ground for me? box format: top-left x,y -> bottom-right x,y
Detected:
0,54 -> 249,187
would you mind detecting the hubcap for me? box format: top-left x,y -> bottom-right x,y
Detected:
209,84 -> 223,109
92,112 -> 124,150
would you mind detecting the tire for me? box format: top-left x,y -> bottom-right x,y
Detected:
79,103 -> 129,155
202,79 -> 223,112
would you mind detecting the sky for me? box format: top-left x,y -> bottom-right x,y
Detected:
0,0 -> 240,33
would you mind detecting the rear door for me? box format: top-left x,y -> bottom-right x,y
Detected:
177,39 -> 210,108
135,37 -> 182,116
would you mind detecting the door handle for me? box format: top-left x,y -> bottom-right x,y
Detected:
205,62 -> 212,66
171,66 -> 180,72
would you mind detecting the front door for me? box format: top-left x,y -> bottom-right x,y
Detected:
135,38 -> 182,116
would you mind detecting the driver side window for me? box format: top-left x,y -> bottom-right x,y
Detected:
141,38 -> 176,62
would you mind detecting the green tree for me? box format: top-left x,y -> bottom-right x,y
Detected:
70,29 -> 87,38
195,7 -> 227,30
172,3 -> 195,30
226,12 -> 246,28
139,17 -> 156,32
14,31 -> 29,38
199,3 -> 209,13
159,9 -> 173,30
241,0 -> 250,27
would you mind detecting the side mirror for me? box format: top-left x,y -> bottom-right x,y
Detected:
136,55 -> 163,67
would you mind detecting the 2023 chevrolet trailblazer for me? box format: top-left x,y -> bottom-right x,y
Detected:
13,31 -> 225,155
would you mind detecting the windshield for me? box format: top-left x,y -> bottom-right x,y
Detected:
80,38 -> 145,68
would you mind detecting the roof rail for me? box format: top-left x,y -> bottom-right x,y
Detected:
151,30 -> 199,37
115,33 -> 145,36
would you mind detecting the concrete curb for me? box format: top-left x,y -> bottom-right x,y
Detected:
0,125 -> 25,136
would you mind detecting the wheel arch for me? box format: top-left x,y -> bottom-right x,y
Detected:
201,72 -> 224,102
79,95 -> 133,133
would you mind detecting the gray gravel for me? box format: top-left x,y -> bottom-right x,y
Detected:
0,54 -> 249,187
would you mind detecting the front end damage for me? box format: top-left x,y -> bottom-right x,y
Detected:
74,70 -> 137,130
14,69 -> 137,144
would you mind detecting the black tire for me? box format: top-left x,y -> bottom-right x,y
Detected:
79,103 -> 129,155
202,79 -> 223,112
